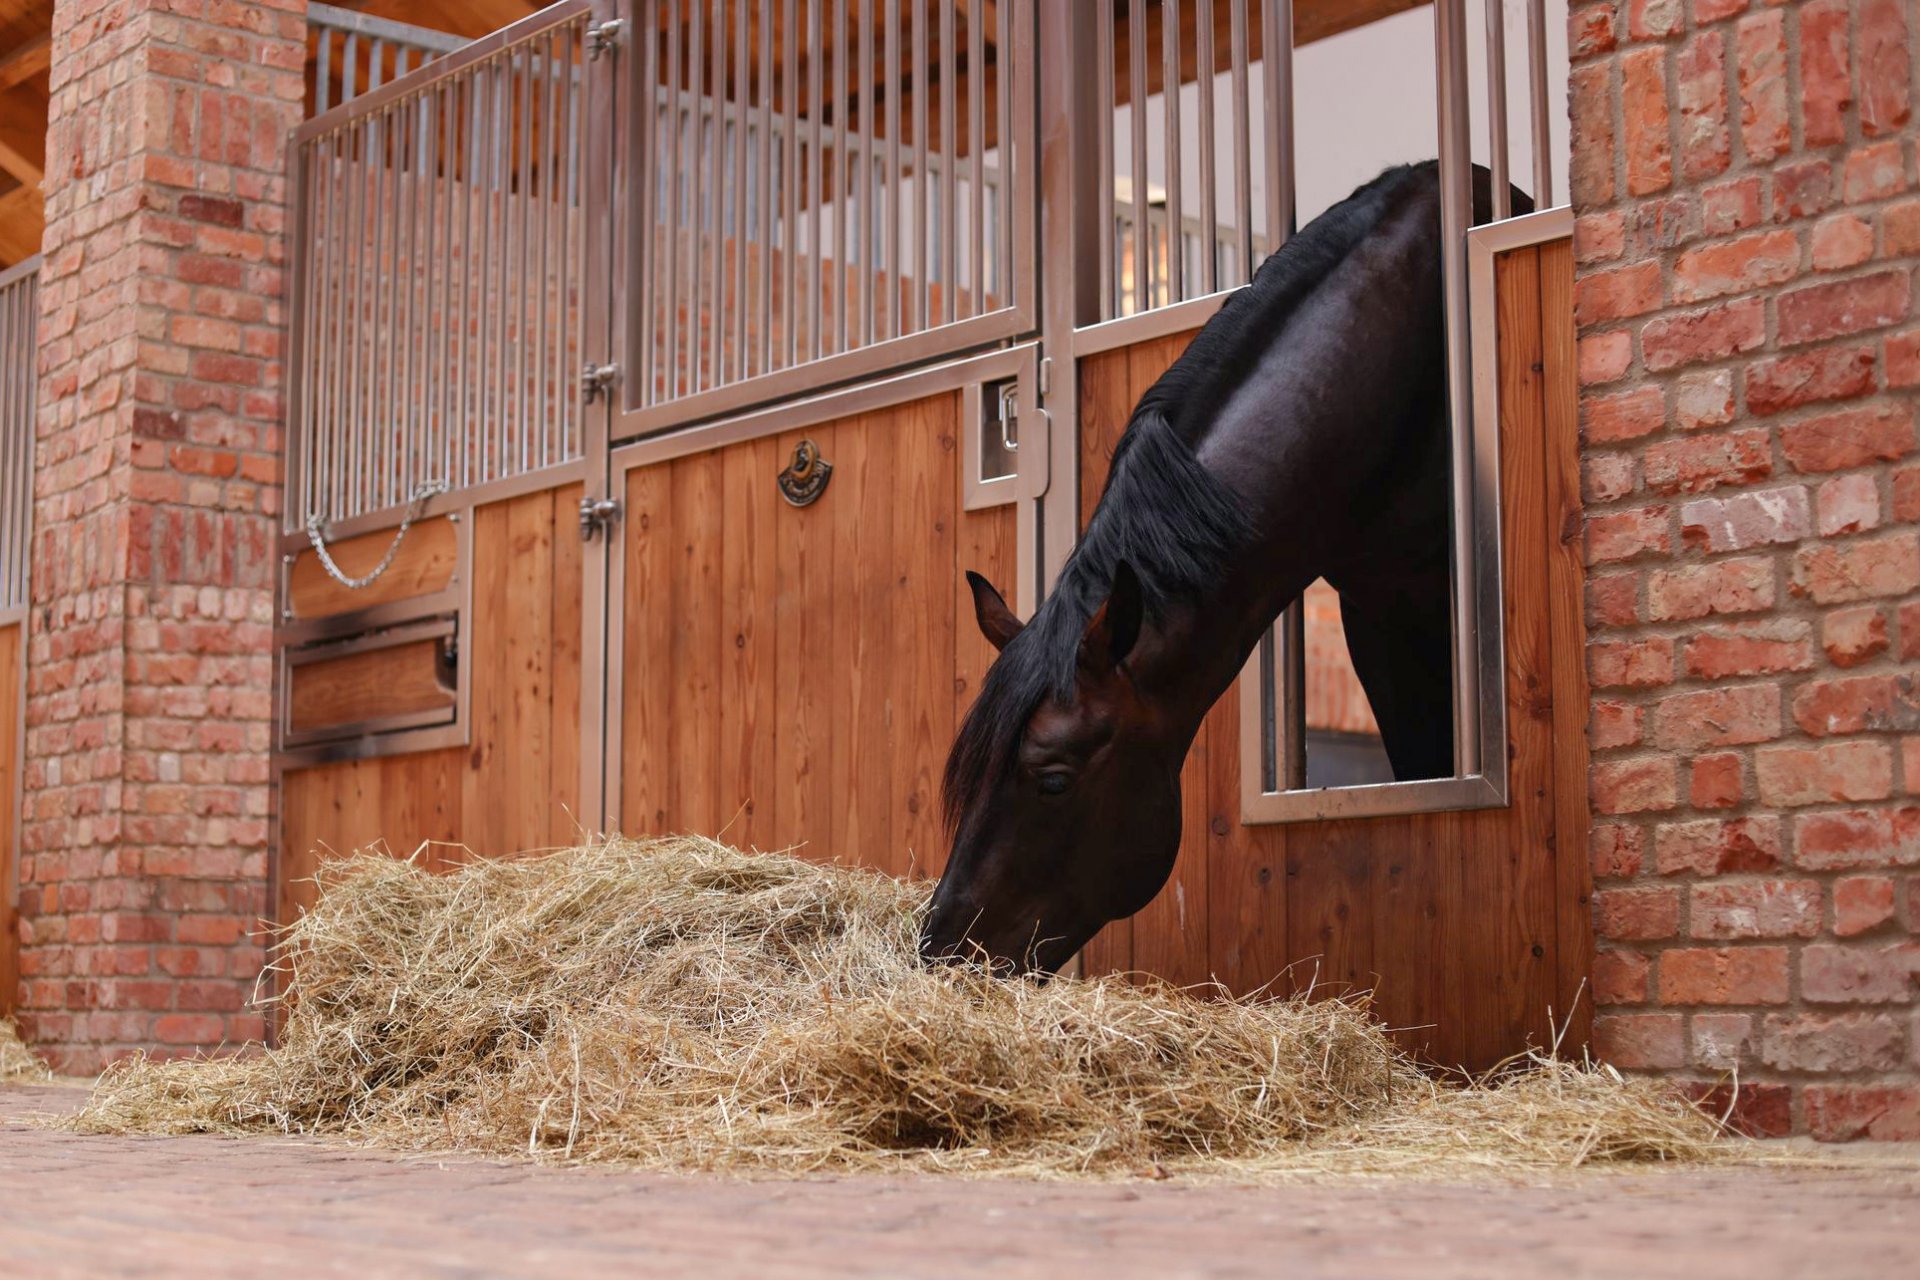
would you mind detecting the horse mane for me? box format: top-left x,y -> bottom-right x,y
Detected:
941,162 -> 1433,833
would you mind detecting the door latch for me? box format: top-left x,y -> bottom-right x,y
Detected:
579,495 -> 621,541
581,362 -> 619,404
586,19 -> 625,59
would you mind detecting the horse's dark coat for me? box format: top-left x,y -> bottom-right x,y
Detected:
924,162 -> 1528,973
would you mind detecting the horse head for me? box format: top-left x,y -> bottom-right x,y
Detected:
919,563 -> 1186,974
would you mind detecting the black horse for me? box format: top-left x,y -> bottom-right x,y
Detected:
923,161 -> 1525,973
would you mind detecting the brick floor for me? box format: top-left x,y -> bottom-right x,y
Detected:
3,1084 -> 1917,1279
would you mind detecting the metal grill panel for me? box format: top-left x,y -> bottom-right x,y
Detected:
307,3 -> 467,117
0,258 -> 35,613
288,4 -> 593,533
624,0 -> 1034,426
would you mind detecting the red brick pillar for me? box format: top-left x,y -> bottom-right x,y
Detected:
19,0 -> 305,1070
1571,0 -> 1918,1137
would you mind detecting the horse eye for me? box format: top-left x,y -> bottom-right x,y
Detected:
1036,771 -> 1073,796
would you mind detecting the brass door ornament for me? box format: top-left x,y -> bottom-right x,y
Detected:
776,438 -> 833,507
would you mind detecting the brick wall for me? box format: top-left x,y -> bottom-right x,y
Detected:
1570,0 -> 1918,1138
18,0 -> 303,1071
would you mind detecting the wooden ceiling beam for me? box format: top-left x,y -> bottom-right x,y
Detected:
0,33 -> 49,93
0,180 -> 43,267
0,84 -> 42,188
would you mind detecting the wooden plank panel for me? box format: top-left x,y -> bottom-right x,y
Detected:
1122,334 -> 1213,986
622,463 -> 677,833
890,396 -> 958,881
1203,692 -> 1292,995
773,424 -> 837,859
286,639 -> 455,735
548,484 -> 584,844
382,750 -> 464,869
1469,245 -> 1559,1055
948,502 -> 1016,883
1539,238 -> 1595,1052
720,438 -> 781,850
846,413 -> 896,873
287,514 -> 459,619
461,490 -> 559,856
0,622 -> 18,1015
1073,343 -> 1143,976
668,452 -> 726,836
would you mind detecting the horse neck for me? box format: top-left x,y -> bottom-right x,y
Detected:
1127,555 -> 1315,752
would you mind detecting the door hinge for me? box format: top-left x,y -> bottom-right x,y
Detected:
581,361 -> 620,404
586,18 -> 625,59
579,495 -> 622,541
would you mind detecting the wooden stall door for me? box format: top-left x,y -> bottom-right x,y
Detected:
616,392 -> 1016,880
277,484 -> 584,923
1078,239 -> 1589,1071
0,621 -> 18,1016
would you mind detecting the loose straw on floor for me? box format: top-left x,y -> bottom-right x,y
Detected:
69,836 -> 1732,1180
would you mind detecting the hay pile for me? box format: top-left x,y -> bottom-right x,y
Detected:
1,1018 -> 51,1083
70,836 -> 1728,1178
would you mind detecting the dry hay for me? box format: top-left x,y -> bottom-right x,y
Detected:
69,836 -> 1731,1179
1,1018 -> 51,1083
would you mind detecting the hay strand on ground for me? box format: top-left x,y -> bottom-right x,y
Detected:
69,836 -> 1729,1178
1,1018 -> 51,1083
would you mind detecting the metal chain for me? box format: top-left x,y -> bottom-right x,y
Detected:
303,480 -> 450,591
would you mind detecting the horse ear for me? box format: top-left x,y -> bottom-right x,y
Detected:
1079,560 -> 1144,674
966,570 -> 1024,652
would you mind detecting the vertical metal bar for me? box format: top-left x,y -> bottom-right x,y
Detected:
542,28 -> 560,452
807,0 -> 823,360
352,116 -> 371,514
536,32 -> 553,446
370,38 -> 386,93
733,0 -> 750,380
858,0 -> 875,345
1127,0 -> 1148,314
459,74 -> 477,488
785,0 -> 801,363
1526,0 -> 1552,205
1263,0 -> 1294,250
380,103 -> 398,509
1162,0 -> 1183,305
562,16 -> 580,457
833,0 -> 848,352
758,0 -> 775,376
1435,0 -> 1478,776
426,82 -> 445,485
316,26 -> 333,116
695,0 -> 718,391
633,12 -> 652,407
1229,0 -> 1250,284
1196,0 -> 1216,295
883,0 -> 899,342
395,96 -> 414,506
520,42 -> 537,473
996,0 -> 1011,305
1278,603 -> 1306,789
667,0 -> 684,398
343,32 -> 358,105
939,0 -> 955,325
968,0 -> 984,318
708,0 -> 726,387
1485,0 -> 1510,221
494,54 -> 511,485
1095,0 -> 1114,317
328,130 -> 348,519
307,136 -> 330,524
911,0 -> 928,332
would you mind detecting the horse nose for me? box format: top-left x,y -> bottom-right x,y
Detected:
917,890 -> 972,965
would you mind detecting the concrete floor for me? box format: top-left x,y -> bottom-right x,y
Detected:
4,1083 -> 1917,1279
